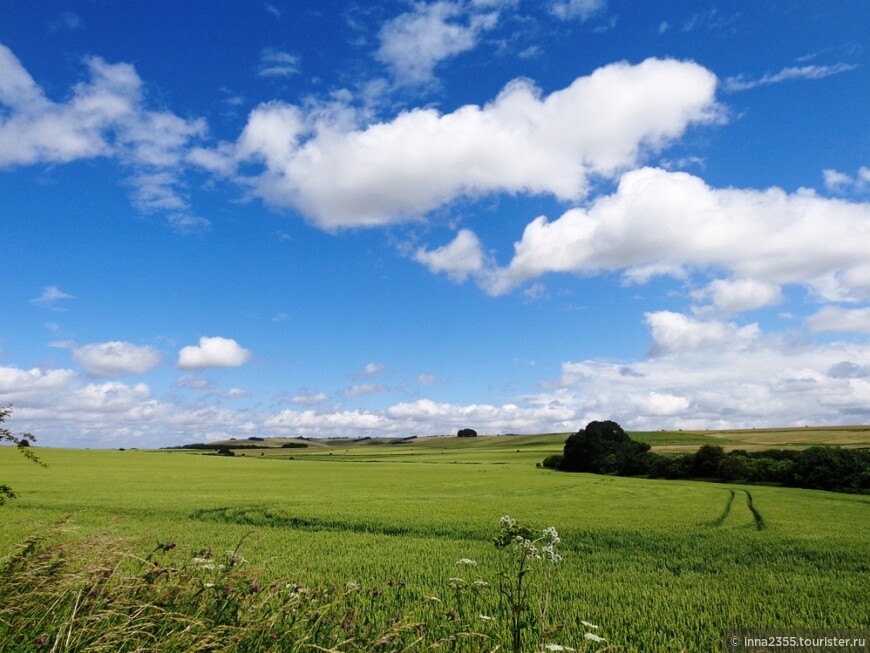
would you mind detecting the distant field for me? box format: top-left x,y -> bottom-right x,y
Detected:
1,428 -> 868,651
198,424 -> 870,459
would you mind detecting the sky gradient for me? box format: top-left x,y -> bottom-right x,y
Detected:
1,0 -> 869,448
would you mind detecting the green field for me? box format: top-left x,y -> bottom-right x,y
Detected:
1,430 -> 869,651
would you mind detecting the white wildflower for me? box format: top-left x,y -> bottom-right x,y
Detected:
542,526 -> 561,544
580,621 -> 599,629
345,581 -> 360,591
424,595 -> 442,603
456,558 -> 477,567
542,644 -> 575,652
473,579 -> 489,588
500,515 -> 517,529
478,614 -> 494,622
448,577 -> 467,587
584,632 -> 606,643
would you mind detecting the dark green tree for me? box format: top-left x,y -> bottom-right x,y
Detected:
560,420 -> 649,474
1,405 -> 45,505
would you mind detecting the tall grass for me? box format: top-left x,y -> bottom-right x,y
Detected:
0,517 -> 601,653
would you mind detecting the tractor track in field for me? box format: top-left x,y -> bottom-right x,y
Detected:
707,488 -> 766,531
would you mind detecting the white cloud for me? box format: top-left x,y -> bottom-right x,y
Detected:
364,362 -> 385,376
417,374 -> 440,385
553,333 -> 870,430
645,311 -> 759,357
415,229 -> 486,281
692,278 -> 782,315
0,366 -> 78,402
29,285 -> 75,310
0,44 -> 206,226
228,58 -> 719,229
71,341 -> 162,377
291,391 -> 330,405
806,306 -> 870,333
258,49 -> 300,78
549,0 -> 605,22
724,63 -> 858,92
478,167 -> 870,297
376,1 -> 499,85
345,383 -> 389,397
177,336 -> 252,370
165,213 -> 212,235
824,166 -> 870,194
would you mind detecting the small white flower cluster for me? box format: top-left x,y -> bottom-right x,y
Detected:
500,515 -> 517,529
455,558 -> 477,567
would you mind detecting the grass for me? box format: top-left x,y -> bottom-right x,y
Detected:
1,429 -> 869,651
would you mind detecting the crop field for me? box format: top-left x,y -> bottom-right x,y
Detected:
1,429 -> 868,651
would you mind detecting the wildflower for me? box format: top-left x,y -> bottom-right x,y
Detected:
500,515 -> 517,529
542,645 -> 575,652
542,526 -> 561,544
473,579 -> 489,588
424,595 -> 442,603
478,614 -> 494,622
163,541 -> 176,552
448,577 -> 466,587
584,632 -> 606,643
345,581 -> 360,591
580,621 -> 598,629
36,637 -> 46,646
224,585 -> 233,595
249,582 -> 261,594
456,558 -> 477,567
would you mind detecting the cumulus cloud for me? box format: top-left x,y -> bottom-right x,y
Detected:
71,341 -> 162,377
222,58 -> 719,229
645,311 -> 759,357
806,306 -> 870,333
692,278 -> 782,315
177,336 -> 252,370
375,1 -> 499,85
824,166 -> 870,194
0,44 -> 206,228
475,167 -> 870,298
415,229 -> 486,281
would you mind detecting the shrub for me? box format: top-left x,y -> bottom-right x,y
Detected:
457,428 -> 478,437
541,454 -> 563,469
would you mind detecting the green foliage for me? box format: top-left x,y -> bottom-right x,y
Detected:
645,444 -> 870,493
560,420 -> 650,474
457,429 -> 478,437
551,418 -> 869,494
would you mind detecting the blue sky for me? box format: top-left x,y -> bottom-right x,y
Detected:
1,0 -> 868,448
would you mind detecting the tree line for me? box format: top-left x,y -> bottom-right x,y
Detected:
542,420 -> 870,494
